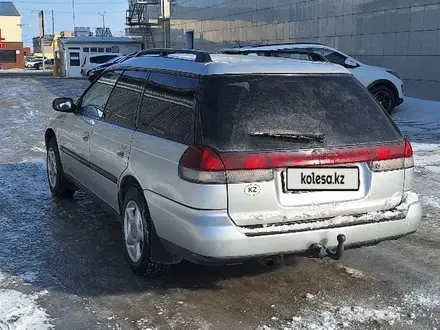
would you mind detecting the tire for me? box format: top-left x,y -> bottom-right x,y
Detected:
122,187 -> 169,277
369,85 -> 396,114
46,137 -> 75,198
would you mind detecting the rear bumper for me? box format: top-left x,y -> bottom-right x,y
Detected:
145,191 -> 422,264
396,97 -> 404,106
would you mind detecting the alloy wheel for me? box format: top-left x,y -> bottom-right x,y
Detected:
124,200 -> 145,263
373,90 -> 393,112
47,147 -> 58,188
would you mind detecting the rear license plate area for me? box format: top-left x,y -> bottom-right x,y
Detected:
286,167 -> 360,191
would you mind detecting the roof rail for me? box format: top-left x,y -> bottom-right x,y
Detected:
134,48 -> 213,63
248,42 -> 327,48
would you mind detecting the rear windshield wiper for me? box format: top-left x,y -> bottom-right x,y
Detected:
250,132 -> 325,143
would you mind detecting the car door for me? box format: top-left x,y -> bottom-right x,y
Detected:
129,72 -> 199,204
58,70 -> 120,189
88,70 -> 147,211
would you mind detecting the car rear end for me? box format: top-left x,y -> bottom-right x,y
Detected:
154,72 -> 422,264
80,55 -> 88,76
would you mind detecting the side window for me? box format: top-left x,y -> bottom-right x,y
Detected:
79,70 -> 122,118
313,48 -> 348,66
276,52 -> 311,61
138,72 -> 198,144
103,70 -> 147,129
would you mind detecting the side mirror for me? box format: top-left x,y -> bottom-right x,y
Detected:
344,58 -> 358,68
52,97 -> 75,112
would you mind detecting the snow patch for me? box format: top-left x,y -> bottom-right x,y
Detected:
411,143 -> 440,167
337,265 -> 365,278
30,146 -> 46,153
403,292 -> 440,309
258,291 -> 440,330
0,289 -> 53,330
423,165 -> 440,174
304,293 -> 316,300
258,305 -> 404,330
422,196 -> 440,209
20,271 -> 40,284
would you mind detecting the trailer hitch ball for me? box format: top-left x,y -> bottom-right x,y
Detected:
308,234 -> 347,260
326,234 -> 346,260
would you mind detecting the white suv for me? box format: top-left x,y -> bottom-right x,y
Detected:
222,43 -> 404,113
45,49 -> 421,277
80,53 -> 123,77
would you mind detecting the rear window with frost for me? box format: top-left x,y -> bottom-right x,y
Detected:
199,74 -> 402,152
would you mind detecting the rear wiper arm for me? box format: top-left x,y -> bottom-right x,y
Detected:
250,132 -> 325,142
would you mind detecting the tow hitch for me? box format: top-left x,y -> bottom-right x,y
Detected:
308,234 -> 346,260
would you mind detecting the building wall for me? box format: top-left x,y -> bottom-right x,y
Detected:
0,42 -> 25,69
60,42 -> 142,77
0,16 -> 22,42
170,0 -> 440,101
33,36 -> 55,58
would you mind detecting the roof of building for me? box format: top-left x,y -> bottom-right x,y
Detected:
117,51 -> 350,76
61,36 -> 141,44
0,2 -> 20,16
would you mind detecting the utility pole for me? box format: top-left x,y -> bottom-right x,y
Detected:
51,10 -> 55,35
98,12 -> 106,33
72,0 -> 76,32
37,10 -> 46,71
160,0 -> 171,48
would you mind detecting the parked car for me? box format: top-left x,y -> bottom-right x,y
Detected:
222,43 -> 404,113
25,57 -> 46,68
45,49 -> 422,277
81,53 -> 123,77
87,52 -> 140,83
34,58 -> 54,70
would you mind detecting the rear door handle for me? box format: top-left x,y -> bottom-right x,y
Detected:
82,131 -> 90,142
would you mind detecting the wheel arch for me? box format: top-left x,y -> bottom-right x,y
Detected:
367,79 -> 399,102
44,128 -> 56,148
118,175 -> 142,215
119,174 -> 182,265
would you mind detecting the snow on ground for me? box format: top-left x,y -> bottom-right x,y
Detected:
421,195 -> 440,209
0,272 -> 53,330
257,290 -> 440,330
395,97 -> 440,172
395,97 -> 440,145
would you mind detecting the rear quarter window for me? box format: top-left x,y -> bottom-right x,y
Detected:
138,72 -> 198,144
90,55 -> 117,64
199,74 -> 402,152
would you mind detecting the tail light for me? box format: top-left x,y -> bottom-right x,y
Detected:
178,139 -> 414,184
178,146 -> 274,184
369,137 -> 413,172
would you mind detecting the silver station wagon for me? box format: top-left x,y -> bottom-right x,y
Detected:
45,49 -> 422,277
